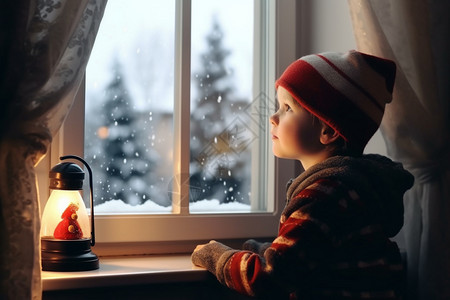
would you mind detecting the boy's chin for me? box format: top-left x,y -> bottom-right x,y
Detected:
271,148 -> 282,158
272,150 -> 295,160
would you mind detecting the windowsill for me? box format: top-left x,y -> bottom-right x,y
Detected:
42,254 -> 209,291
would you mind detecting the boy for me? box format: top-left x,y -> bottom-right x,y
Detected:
191,50 -> 414,299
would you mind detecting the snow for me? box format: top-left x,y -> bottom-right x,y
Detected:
94,199 -> 171,214
190,199 -> 250,213
94,198 -> 250,214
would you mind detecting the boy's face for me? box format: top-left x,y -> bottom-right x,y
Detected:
270,86 -> 323,161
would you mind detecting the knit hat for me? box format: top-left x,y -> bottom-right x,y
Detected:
275,50 -> 396,152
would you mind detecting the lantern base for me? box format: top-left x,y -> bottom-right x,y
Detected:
41,238 -> 99,271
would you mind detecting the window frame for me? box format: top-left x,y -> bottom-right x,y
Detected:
37,0 -> 300,255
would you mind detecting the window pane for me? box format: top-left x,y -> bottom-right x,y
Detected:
189,0 -> 257,212
85,0 -> 271,215
85,1 -> 175,213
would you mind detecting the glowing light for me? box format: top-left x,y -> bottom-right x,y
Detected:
97,126 -> 109,139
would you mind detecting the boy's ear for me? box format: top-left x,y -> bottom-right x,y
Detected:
319,124 -> 340,145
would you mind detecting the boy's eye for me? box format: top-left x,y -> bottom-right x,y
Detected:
285,104 -> 292,112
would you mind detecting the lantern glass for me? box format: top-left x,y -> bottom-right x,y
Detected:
40,190 -> 90,240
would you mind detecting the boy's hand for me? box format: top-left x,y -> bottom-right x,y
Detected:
193,240 -> 216,253
191,240 -> 236,282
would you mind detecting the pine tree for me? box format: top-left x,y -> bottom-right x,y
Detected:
190,18 -> 251,204
94,60 -> 156,206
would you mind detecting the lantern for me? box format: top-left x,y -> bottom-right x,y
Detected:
40,155 -> 99,271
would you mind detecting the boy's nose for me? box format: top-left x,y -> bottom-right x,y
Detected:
269,113 -> 278,125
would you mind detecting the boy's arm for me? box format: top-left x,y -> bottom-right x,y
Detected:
191,240 -> 286,298
191,211 -> 327,298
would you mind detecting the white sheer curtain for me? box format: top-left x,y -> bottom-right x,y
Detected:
0,1 -> 106,299
348,1 -> 450,299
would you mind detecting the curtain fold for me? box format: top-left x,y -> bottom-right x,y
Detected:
0,1 -> 107,299
348,0 -> 450,299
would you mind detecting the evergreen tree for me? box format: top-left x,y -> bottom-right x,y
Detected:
190,18 -> 251,204
91,60 -> 157,206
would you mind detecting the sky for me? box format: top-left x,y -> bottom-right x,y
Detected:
86,0 -> 254,112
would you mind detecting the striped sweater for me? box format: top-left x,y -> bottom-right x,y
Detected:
191,154 -> 414,299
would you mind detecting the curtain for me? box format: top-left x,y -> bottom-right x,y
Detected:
348,1 -> 450,299
0,0 -> 106,299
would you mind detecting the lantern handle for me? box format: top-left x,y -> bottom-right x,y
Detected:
60,155 -> 96,246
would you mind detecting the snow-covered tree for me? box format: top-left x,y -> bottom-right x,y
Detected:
190,18 -> 251,204
86,59 -> 158,206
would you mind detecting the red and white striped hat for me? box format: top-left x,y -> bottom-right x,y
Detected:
275,50 -> 396,152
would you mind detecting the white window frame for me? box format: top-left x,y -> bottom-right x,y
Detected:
37,0 -> 300,255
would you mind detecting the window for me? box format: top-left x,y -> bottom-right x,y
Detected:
85,1 -> 176,213
41,0 -> 299,252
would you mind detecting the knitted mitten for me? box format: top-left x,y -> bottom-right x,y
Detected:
242,239 -> 271,256
191,241 -> 238,283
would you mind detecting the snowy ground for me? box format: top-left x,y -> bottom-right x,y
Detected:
94,198 -> 251,214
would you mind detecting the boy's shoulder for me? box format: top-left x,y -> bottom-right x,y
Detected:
282,177 -> 377,236
290,177 -> 348,201
284,177 -> 354,216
